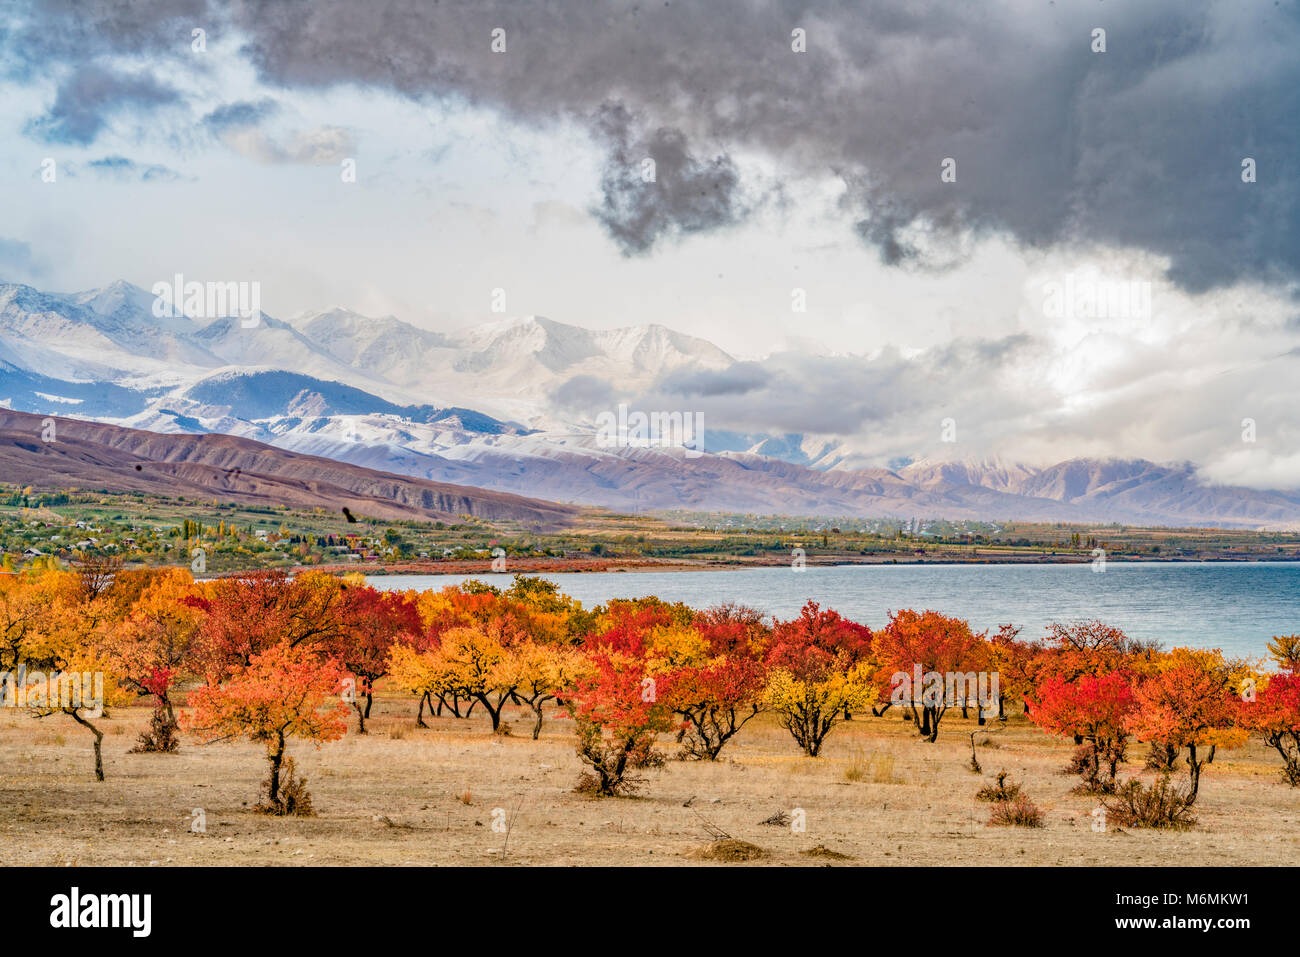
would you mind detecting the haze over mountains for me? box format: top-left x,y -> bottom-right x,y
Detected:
2,279 -> 1298,529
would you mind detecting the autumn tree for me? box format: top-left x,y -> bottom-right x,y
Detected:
11,568 -> 131,780
430,621 -> 520,732
1127,648 -> 1247,802
184,643 -> 349,813
328,580 -> 421,733
558,598 -> 685,793
97,568 -> 200,752
666,604 -> 769,760
875,608 -> 986,742
388,639 -> 444,726
763,601 -> 874,756
1241,635 -> 1300,785
562,649 -> 676,795
499,640 -> 581,739
1028,670 -> 1136,792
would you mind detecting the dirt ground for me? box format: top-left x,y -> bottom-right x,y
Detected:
2,695 -> 1297,866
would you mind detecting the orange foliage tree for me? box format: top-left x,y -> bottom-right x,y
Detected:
97,568 -> 200,752
875,608 -> 985,742
1127,648 -> 1247,802
184,642 -> 348,813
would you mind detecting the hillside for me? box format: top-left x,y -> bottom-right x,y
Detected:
0,409 -> 574,527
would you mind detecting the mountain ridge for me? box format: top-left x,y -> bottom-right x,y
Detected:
2,279 -> 1298,528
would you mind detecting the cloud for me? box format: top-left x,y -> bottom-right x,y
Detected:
590,103 -> 752,255
0,237 -> 40,278
219,124 -> 356,164
550,374 -> 616,412
201,97 -> 349,164
199,0 -> 1296,288
202,98 -> 280,133
25,64 -> 180,144
87,155 -> 182,181
8,2 -> 1298,283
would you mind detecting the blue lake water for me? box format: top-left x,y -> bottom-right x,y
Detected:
368,562 -> 1300,658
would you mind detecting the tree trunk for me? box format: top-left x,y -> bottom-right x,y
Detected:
477,693 -> 503,732
353,697 -> 367,734
364,691 -> 374,718
71,710 -> 105,782
267,732 -> 286,810
531,703 -> 544,740
416,693 -> 428,728
1186,743 -> 1202,803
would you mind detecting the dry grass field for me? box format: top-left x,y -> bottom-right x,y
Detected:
2,695 -> 1297,867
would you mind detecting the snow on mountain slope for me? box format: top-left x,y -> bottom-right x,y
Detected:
291,310 -> 735,425
4,278 -> 1300,527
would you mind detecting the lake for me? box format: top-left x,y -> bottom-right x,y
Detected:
367,561 -> 1300,658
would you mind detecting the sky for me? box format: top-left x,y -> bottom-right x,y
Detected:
1,0 -> 1299,483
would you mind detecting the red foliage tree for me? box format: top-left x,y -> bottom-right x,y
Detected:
1028,670 -> 1136,792
328,584 -> 421,733
667,604 -> 770,760
186,570 -> 346,681
562,649 -> 677,796
875,608 -> 985,742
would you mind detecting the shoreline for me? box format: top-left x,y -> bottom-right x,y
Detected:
290,553 -> 1300,577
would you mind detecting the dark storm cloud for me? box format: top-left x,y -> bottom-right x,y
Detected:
10,0 -> 1298,285
591,103 -> 750,255
25,64 -> 181,144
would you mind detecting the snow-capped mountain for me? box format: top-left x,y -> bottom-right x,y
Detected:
2,278 -> 1299,528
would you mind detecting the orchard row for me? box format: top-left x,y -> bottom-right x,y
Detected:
2,562 -> 1297,811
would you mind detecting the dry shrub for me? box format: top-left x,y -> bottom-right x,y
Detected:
130,707 -> 180,753
802,843 -> 853,860
1064,742 -> 1125,794
988,793 -> 1044,828
976,770 -> 1022,803
690,838 -> 766,862
1104,774 -> 1196,830
261,757 -> 314,817
844,750 -> 869,782
574,731 -> 665,797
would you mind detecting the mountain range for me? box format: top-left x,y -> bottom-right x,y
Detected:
2,279 -> 1299,529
